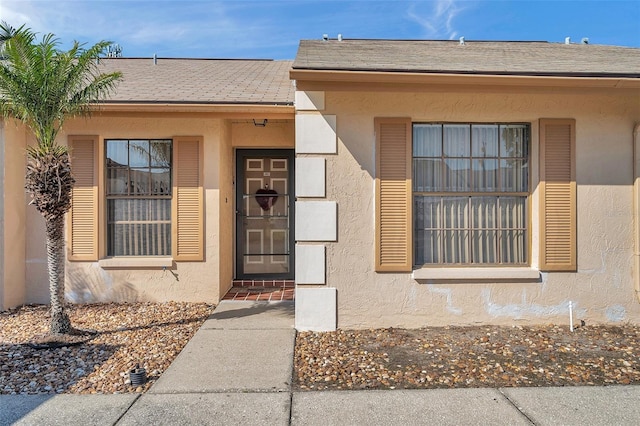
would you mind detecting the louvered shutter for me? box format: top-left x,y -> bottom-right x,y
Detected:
375,118 -> 412,272
172,137 -> 204,261
68,136 -> 99,261
539,119 -> 576,271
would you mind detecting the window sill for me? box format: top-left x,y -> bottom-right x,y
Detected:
412,267 -> 540,283
98,257 -> 174,269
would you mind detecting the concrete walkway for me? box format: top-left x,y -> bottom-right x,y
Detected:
2,300 -> 640,425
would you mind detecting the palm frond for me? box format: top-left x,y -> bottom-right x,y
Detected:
0,23 -> 122,150
26,142 -> 68,158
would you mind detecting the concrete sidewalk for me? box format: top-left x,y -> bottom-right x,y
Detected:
2,301 -> 639,425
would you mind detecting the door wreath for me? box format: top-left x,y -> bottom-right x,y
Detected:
255,184 -> 278,211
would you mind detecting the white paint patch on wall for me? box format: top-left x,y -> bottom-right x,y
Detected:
482,288 -> 588,320
605,305 -> 627,322
401,284 -> 418,311
426,285 -> 463,315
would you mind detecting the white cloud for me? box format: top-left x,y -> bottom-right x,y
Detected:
2,0 -> 479,58
1,1 -> 44,30
406,0 -> 466,40
2,1 -> 104,42
1,0 -> 299,58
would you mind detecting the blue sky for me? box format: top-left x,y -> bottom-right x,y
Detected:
2,1 -> 639,59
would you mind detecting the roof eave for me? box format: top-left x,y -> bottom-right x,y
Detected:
289,69 -> 640,89
92,102 -> 295,116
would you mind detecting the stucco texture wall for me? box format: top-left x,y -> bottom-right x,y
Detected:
1,120 -> 27,310
21,114 -> 293,306
320,88 -> 640,328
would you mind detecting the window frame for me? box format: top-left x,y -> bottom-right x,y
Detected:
412,122 -> 531,267
104,138 -> 174,257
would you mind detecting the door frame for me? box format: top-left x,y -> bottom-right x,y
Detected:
235,149 -> 295,280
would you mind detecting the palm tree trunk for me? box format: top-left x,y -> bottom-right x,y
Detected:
47,214 -> 70,334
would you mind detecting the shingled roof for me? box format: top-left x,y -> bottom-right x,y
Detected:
97,58 -> 294,104
292,39 -> 640,78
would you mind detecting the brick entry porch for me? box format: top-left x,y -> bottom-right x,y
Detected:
222,280 -> 295,301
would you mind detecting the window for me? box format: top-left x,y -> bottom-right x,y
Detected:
69,136 -> 203,262
413,124 -> 529,265
376,118 -> 573,273
105,139 -> 172,256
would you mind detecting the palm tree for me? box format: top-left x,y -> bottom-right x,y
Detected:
0,23 -> 122,335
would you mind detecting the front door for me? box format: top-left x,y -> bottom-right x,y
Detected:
235,150 -> 294,279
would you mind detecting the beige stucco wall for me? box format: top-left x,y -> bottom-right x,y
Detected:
0,119 -> 27,310
19,114 -> 294,306
219,120 -> 234,298
311,87 -> 640,328
231,119 -> 295,148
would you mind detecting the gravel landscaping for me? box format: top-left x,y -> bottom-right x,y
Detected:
3,303 -> 639,395
295,324 -> 640,390
0,302 -> 213,394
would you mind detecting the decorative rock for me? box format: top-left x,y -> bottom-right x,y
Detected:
0,302 -> 213,395
294,324 -> 640,391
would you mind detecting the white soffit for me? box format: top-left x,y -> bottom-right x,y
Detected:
295,114 -> 337,154
295,157 -> 326,197
295,201 -> 337,241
